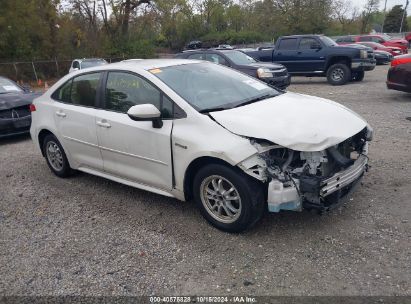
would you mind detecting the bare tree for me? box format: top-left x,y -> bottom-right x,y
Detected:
332,0 -> 358,32
360,0 -> 379,33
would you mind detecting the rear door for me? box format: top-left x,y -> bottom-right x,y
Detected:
274,38 -> 299,72
51,72 -> 104,170
95,71 -> 174,190
295,37 -> 327,72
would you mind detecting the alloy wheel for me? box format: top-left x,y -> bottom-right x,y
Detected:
46,141 -> 64,171
200,175 -> 242,224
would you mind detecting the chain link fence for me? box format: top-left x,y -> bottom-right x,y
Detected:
0,53 -> 174,85
0,58 -> 124,86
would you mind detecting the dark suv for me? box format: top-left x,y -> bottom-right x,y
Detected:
175,49 -> 291,90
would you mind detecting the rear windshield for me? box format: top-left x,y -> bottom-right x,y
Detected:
319,36 -> 337,47
0,78 -> 23,94
81,60 -> 107,69
223,51 -> 257,65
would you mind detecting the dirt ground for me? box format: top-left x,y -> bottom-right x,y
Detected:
0,65 -> 410,296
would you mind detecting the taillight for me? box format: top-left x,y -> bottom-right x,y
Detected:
29,104 -> 36,112
391,56 -> 411,67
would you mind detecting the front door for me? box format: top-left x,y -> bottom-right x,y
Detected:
296,37 -> 327,72
96,71 -> 174,190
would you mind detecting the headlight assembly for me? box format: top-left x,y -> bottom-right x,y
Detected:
257,68 -> 272,78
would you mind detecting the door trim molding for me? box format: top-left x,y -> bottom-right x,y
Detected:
63,135 -> 99,147
99,145 -> 168,166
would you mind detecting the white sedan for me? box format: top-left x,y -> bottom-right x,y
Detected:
30,59 -> 373,232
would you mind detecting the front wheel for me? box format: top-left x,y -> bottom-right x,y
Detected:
351,71 -> 365,82
193,164 -> 265,232
326,63 -> 351,85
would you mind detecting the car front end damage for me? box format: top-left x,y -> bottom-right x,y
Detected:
238,126 -> 373,213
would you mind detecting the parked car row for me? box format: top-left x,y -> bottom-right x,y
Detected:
335,34 -> 408,54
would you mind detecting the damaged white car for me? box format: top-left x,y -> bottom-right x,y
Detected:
30,59 -> 373,232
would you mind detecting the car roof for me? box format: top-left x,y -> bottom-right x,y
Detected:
280,34 -> 324,38
180,49 -> 239,55
90,59 -> 202,72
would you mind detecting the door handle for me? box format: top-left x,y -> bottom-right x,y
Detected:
96,120 -> 111,128
297,51 -> 302,54
56,111 -> 66,118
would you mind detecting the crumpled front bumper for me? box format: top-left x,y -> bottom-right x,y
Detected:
267,155 -> 369,213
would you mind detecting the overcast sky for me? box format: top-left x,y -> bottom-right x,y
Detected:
354,0 -> 410,12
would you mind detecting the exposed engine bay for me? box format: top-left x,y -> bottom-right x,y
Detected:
239,127 -> 373,212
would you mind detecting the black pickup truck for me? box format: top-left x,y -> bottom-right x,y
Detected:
243,35 -> 376,85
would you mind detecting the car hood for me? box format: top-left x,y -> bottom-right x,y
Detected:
209,92 -> 367,152
241,62 -> 286,70
0,92 -> 41,110
389,38 -> 408,44
374,50 -> 391,56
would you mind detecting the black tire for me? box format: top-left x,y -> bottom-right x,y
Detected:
193,163 -> 265,233
351,71 -> 365,82
42,134 -> 72,178
326,63 -> 351,85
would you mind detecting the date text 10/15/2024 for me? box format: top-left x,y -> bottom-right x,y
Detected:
149,296 -> 257,303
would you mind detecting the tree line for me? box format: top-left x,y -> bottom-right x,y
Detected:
0,0 -> 409,61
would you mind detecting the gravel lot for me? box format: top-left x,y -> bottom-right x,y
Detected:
0,65 -> 410,296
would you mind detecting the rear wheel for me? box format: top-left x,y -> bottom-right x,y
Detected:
42,134 -> 72,177
193,164 -> 265,232
326,63 -> 351,85
351,71 -> 365,82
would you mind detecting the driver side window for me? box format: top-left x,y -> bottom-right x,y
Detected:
205,54 -> 229,66
104,72 -> 173,118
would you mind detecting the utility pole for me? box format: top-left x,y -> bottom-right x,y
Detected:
381,0 -> 388,32
400,0 -> 409,33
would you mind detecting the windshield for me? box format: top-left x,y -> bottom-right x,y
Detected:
81,60 -> 107,69
0,78 -> 23,94
319,36 -> 337,47
223,51 -> 257,65
152,62 -> 279,112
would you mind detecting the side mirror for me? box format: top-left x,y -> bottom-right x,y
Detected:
127,104 -> 163,128
311,43 -> 322,50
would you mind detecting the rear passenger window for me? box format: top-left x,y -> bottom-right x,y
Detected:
51,72 -> 101,107
278,38 -> 298,50
52,79 -> 72,102
70,73 -> 101,107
